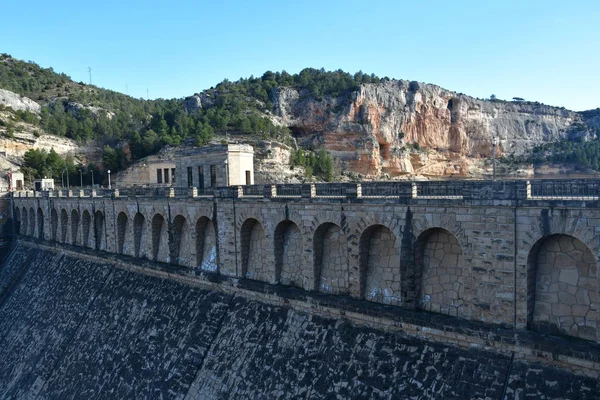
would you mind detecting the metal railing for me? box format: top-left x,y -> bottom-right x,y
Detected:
12,179 -> 600,202
276,184 -> 302,197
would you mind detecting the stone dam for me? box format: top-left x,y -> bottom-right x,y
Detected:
3,179 -> 600,399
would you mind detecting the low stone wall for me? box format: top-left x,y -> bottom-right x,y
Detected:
0,241 -> 598,399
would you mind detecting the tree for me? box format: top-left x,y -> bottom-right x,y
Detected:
490,94 -> 497,101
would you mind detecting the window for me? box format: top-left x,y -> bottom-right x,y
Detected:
156,169 -> 162,184
164,168 -> 169,183
245,170 -> 251,185
210,165 -> 217,187
187,167 -> 193,187
198,166 -> 204,189
171,168 -> 176,183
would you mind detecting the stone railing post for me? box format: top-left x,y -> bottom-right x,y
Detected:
232,186 -> 244,198
78,189 -> 85,197
91,189 -> 97,198
67,190 -> 73,198
113,189 -> 120,198
516,180 -> 531,200
166,187 -> 175,198
411,182 -> 417,198
189,187 -> 198,198
264,185 -> 276,198
301,183 -> 315,198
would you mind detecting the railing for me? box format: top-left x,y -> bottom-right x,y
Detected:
276,184 -> 302,197
12,179 -> 600,202
361,182 -> 411,198
242,185 -> 265,197
315,184 -> 346,197
416,181 -> 464,199
528,179 -> 600,200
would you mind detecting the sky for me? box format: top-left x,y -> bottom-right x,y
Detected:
2,0 -> 599,111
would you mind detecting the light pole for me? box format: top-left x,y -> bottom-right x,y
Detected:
492,136 -> 498,181
224,159 -> 229,186
89,169 -> 95,188
108,170 -> 111,189
79,169 -> 83,188
62,169 -> 69,189
61,170 -> 65,188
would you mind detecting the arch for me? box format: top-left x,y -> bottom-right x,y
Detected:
527,234 -> 598,341
274,220 -> 303,288
94,211 -> 105,250
133,213 -> 145,258
116,212 -> 128,254
314,222 -> 348,294
51,209 -> 58,241
82,210 -> 92,247
14,207 -> 21,235
37,207 -> 44,239
60,209 -> 68,243
151,213 -> 167,262
359,224 -> 401,305
196,216 -> 217,271
21,207 -> 28,235
28,207 -> 35,238
241,218 -> 267,280
415,228 -> 465,316
70,209 -> 80,245
170,215 -> 188,265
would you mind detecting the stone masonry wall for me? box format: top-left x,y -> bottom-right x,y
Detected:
1,242 -> 598,399
10,184 -> 600,346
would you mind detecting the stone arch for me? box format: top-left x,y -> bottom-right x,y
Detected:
196,216 -> 217,271
60,209 -> 68,243
94,210 -> 105,250
37,207 -> 44,239
170,215 -> 188,265
274,220 -> 303,288
133,213 -> 145,258
527,234 -> 598,341
70,209 -> 79,245
21,207 -> 27,235
359,224 -> 401,305
82,210 -> 92,247
51,209 -> 58,241
415,228 -> 465,316
14,207 -> 21,235
28,207 -> 35,238
116,212 -> 128,254
151,213 -> 168,262
314,222 -> 348,294
241,218 -> 268,281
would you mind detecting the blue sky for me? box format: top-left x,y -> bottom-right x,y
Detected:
2,0 -> 599,110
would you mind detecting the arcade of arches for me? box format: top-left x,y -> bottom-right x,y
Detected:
12,204 -> 600,343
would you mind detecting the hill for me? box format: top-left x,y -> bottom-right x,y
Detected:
0,53 -> 599,185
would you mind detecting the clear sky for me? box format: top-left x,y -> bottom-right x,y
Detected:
2,0 -> 599,110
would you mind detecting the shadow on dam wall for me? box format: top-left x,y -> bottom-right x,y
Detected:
0,241 -> 597,399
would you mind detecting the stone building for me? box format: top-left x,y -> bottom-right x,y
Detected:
6,171 -> 24,191
175,144 -> 254,189
148,156 -> 177,186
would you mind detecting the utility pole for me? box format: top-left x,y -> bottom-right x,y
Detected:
492,136 -> 498,181
88,67 -> 92,85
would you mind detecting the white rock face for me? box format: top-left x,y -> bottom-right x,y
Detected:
0,89 -> 41,113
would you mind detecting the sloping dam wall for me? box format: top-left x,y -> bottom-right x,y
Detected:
0,241 -> 597,399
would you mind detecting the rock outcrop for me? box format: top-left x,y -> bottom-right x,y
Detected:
272,81 -> 588,177
0,89 -> 41,113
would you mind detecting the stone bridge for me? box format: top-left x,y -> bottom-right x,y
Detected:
11,179 -> 600,343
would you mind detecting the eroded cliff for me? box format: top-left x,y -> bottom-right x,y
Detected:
272,81 -> 587,177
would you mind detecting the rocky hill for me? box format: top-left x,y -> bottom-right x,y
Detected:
1,55 -> 599,182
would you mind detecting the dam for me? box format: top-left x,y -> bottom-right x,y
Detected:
2,179 -> 600,398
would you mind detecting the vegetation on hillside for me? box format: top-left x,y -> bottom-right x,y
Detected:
533,137 -> 600,171
2,55 -> 375,183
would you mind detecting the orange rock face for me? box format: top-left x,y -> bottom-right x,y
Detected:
272,81 -> 583,178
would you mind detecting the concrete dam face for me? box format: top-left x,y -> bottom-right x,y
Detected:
0,241 -> 597,399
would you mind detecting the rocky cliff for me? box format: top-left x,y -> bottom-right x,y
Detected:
271,81 -> 588,177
